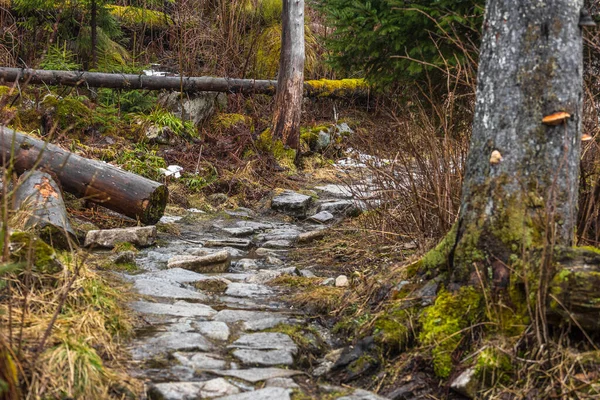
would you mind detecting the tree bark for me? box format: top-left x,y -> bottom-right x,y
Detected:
90,0 -> 97,69
0,127 -> 168,224
450,0 -> 584,283
272,0 -> 305,150
13,170 -> 76,248
0,68 -> 367,98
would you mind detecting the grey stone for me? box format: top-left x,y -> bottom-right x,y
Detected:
321,278 -> 335,286
265,377 -> 299,389
271,191 -> 312,218
133,279 -> 207,300
145,125 -> 177,145
335,275 -> 349,287
255,247 -> 285,257
133,268 -> 208,283
208,193 -> 228,205
245,268 -> 298,284
231,333 -> 297,354
148,378 -> 239,400
262,240 -> 292,248
136,332 -> 214,357
242,316 -> 289,331
236,221 -> 273,230
415,277 -> 442,306
265,256 -> 284,266
130,300 -> 217,318
222,227 -> 255,237
318,200 -> 360,216
234,258 -> 258,270
233,349 -> 294,366
314,184 -> 353,199
309,211 -> 335,224
316,129 -> 331,151
114,250 -> 136,264
213,309 -> 286,324
84,226 -> 156,248
256,228 -> 301,241
159,91 -> 226,126
450,367 -> 478,399
297,229 -> 327,243
173,352 -> 228,370
210,368 -> 302,383
167,251 -> 230,273
193,321 -> 230,341
217,387 -> 292,400
225,282 -> 273,297
299,269 -> 316,278
204,239 -> 251,249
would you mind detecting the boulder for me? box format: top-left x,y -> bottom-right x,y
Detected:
271,191 -> 312,218
167,251 -> 230,273
158,91 -> 227,126
84,226 -> 156,248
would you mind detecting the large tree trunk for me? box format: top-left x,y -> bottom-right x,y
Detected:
0,127 -> 168,224
272,0 -> 305,151
0,68 -> 368,98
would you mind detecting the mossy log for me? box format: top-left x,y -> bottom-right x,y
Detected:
13,170 -> 76,248
0,67 -> 369,98
0,127 -> 168,224
548,248 -> 600,332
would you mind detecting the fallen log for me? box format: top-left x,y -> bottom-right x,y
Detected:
0,127 -> 168,224
13,170 -> 76,248
0,67 -> 369,98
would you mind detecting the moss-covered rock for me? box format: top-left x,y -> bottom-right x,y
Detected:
255,128 -> 297,172
10,231 -> 62,274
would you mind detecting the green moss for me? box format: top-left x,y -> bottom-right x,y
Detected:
373,308 -> 411,350
255,128 -> 296,172
112,242 -> 138,253
421,223 -> 457,271
0,85 -> 12,97
191,279 -> 228,293
243,0 -> 282,25
474,347 -> 512,386
212,113 -> 251,130
42,95 -> 93,131
10,231 -> 61,274
107,5 -> 172,29
419,286 -> 483,378
305,79 -> 368,97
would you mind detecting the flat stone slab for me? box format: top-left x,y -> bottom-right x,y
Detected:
314,184 -> 354,198
245,268 -> 298,284
309,211 -> 335,224
218,387 -> 292,400
262,240 -> 292,249
193,321 -> 230,341
256,228 -> 301,241
232,349 -> 294,366
134,332 -> 214,359
233,259 -> 258,271
222,227 -> 255,237
204,239 -> 252,249
133,279 -> 207,300
337,389 -> 390,400
167,251 -> 230,273
148,378 -> 239,400
130,300 -> 217,318
271,190 -> 312,218
210,368 -> 302,383
84,226 -> 156,248
318,199 -> 359,215
236,221 -> 274,230
173,352 -> 228,370
231,332 -> 297,354
298,229 -> 327,243
213,310 -> 287,323
265,377 -> 299,389
225,282 -> 273,297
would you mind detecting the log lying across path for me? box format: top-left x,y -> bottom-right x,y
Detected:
0,67 -> 369,98
0,127 -> 168,224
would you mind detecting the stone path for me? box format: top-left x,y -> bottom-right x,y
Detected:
106,185 -> 389,399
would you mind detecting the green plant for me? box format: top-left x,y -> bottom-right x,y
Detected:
40,43 -> 82,70
116,143 -> 166,181
134,109 -> 197,139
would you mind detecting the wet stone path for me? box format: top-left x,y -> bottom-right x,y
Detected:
112,185 -> 388,400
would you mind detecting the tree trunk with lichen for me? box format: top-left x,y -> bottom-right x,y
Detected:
428,0 -> 597,332
272,0 -> 305,151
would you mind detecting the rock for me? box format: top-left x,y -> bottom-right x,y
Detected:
84,226 -> 156,248
213,310 -> 289,330
208,193 -> 228,205
158,91 -> 227,126
312,348 -> 343,377
257,228 -> 301,241
234,258 -> 258,270
450,367 -> 478,399
314,184 -> 354,199
133,279 -> 207,300
148,378 -> 239,400
193,321 -> 230,341
262,240 -> 292,248
271,191 -> 312,218
204,238 -> 251,249
299,269 -> 316,278
167,251 -> 230,273
319,200 -> 361,217
225,282 -> 273,297
321,278 -> 335,286
222,227 -> 255,237
335,275 -> 349,287
230,332 -> 298,354
210,368 -> 302,383
415,277 -> 442,306
145,125 -> 177,145
297,229 -> 327,243
243,316 -> 290,331
236,221 -> 274,230
316,129 -> 331,152
217,387 -> 292,400
265,377 -> 299,389
309,211 -> 335,224
173,352 -> 228,370
114,250 -> 136,264
133,268 -> 208,283
245,267 -> 298,284
232,349 -> 294,366
130,300 -> 217,318
255,247 -> 285,257
265,256 -> 284,266
135,332 -> 214,358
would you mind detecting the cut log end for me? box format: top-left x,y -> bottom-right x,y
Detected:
141,185 -> 168,225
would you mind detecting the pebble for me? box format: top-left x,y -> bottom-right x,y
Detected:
335,275 -> 349,287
